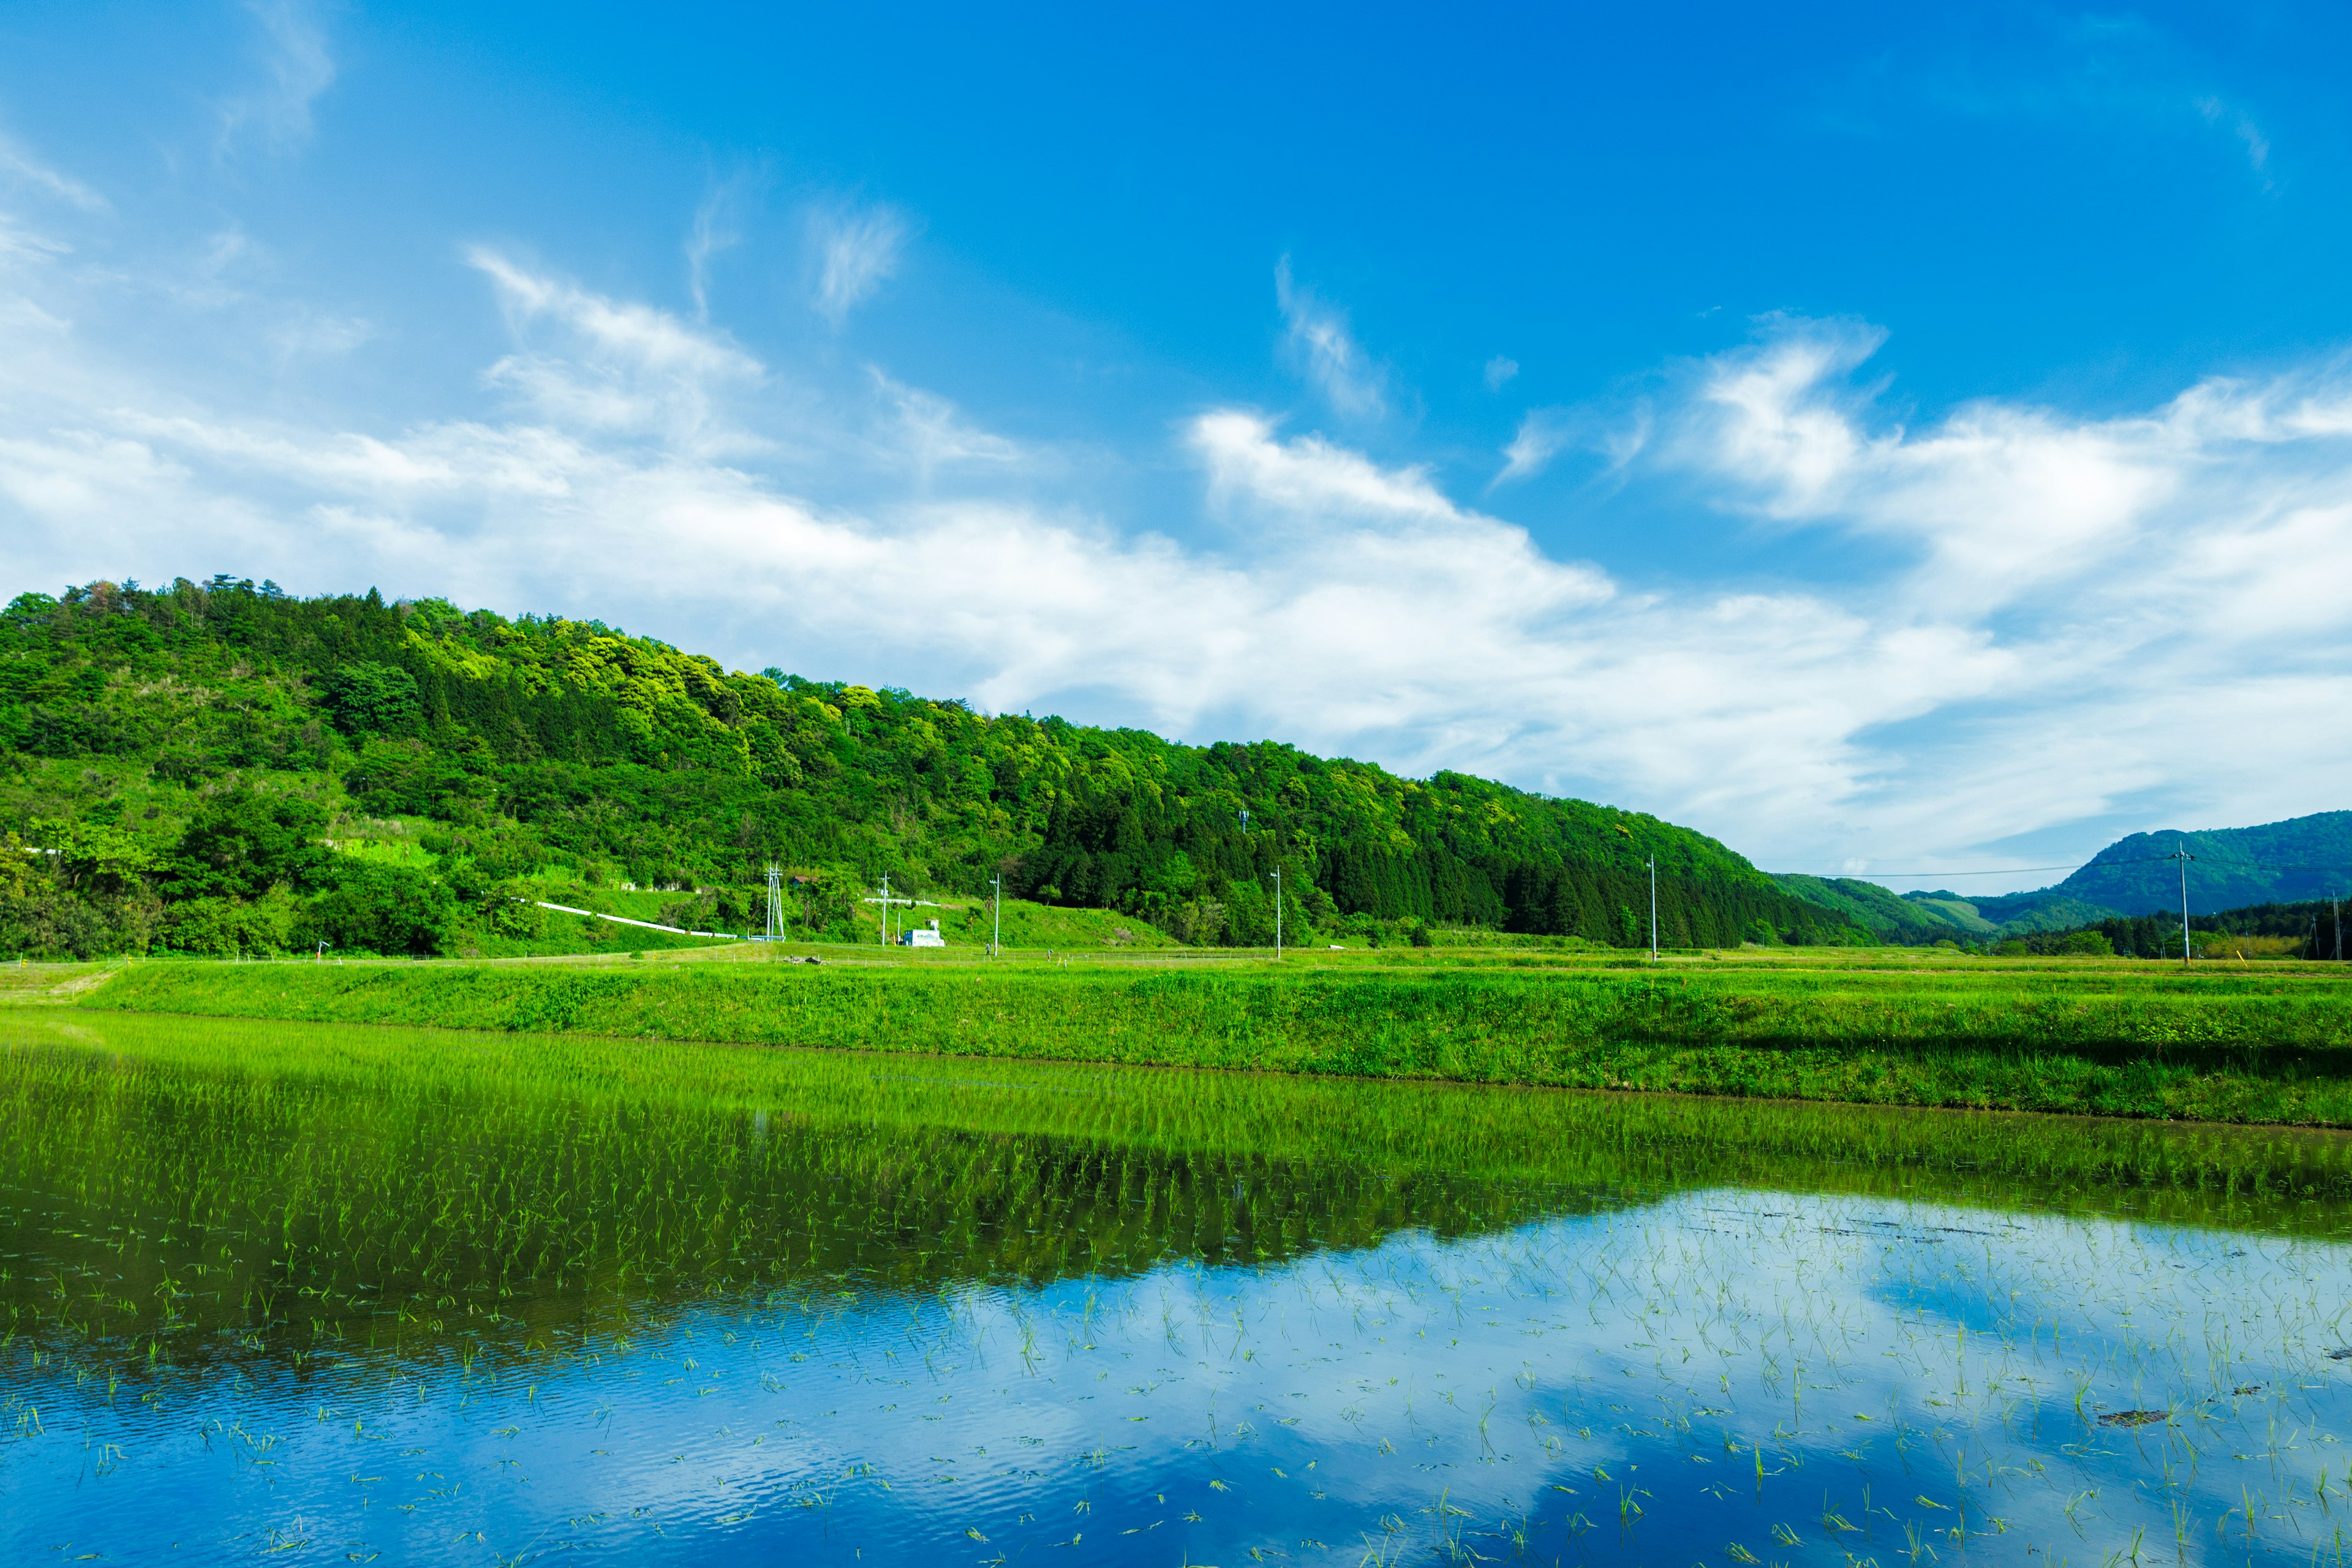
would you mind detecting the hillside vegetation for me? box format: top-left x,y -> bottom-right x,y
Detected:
0,577 -> 1846,958
1775,875 -> 2125,944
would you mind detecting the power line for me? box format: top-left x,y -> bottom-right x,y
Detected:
1770,855 -> 2174,877
1769,853 -> 2352,879
1772,863 -> 2102,878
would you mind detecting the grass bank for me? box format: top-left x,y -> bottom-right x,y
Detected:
78,956 -> 2352,1124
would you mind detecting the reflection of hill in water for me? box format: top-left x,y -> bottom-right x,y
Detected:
4,1010 -> 2352,1384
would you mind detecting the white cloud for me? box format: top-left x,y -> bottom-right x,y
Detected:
1494,404 -> 1649,486
810,203 -> 908,325
1482,355 -> 1518,391
1638,318 -> 2352,863
1680,317 -> 1886,515
217,0 -> 337,157
1274,256 -> 1387,418
1195,410 -> 1457,527
1496,409 -> 1570,485
1673,318 -> 2293,617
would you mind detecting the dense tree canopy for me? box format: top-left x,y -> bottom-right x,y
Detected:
0,576 -> 1847,955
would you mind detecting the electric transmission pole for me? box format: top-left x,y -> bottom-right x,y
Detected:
2172,841 -> 2194,967
1648,856 -> 1657,962
1273,867 -> 1283,960
990,874 -> 1002,957
764,865 -> 783,941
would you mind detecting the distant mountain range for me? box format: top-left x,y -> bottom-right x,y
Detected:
1777,811 -> 2352,943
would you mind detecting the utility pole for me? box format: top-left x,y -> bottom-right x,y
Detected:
991,874 -> 1002,957
880,871 -> 890,947
1647,856 -> 1658,962
2173,840 -> 2194,967
1239,810 -> 1281,957
2334,891 -> 2343,962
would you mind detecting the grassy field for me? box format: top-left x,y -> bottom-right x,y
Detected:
60,943 -> 2352,1125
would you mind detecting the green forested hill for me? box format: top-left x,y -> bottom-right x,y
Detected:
1974,812 -> 2352,922
1776,812 -> 2352,946
1766,877 -> 2115,944
0,577 -> 1847,957
1766,876 -> 1974,941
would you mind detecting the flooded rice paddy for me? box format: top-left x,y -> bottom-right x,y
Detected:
7,1013 -> 2352,1564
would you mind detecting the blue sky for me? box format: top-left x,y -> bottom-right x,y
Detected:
2,1 -> 2348,890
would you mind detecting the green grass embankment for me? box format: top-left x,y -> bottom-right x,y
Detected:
0,960 -> 116,1004
80,958 -> 2352,1125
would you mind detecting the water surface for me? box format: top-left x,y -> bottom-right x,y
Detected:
6,1011 -> 2352,1564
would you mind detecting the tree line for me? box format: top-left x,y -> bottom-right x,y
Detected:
1994,900 -> 2348,960
0,578 -> 1849,957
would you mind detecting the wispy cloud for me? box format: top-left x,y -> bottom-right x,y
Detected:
467,247 -> 765,451
1678,316 -> 1887,515
1497,410 -> 1570,485
1275,256 -> 1387,419
872,369 -> 1022,474
217,0 -> 336,157
0,134 -> 107,213
685,177 -> 748,323
0,217 -> 71,263
1483,355 -> 1518,392
1494,405 -> 1649,486
810,203 -> 908,325
269,308 -> 372,359
2196,96 -> 2273,188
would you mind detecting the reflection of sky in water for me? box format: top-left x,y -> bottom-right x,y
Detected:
11,1188 -> 2352,1564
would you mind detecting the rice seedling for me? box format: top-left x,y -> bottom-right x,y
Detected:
3,1008 -> 2352,1562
